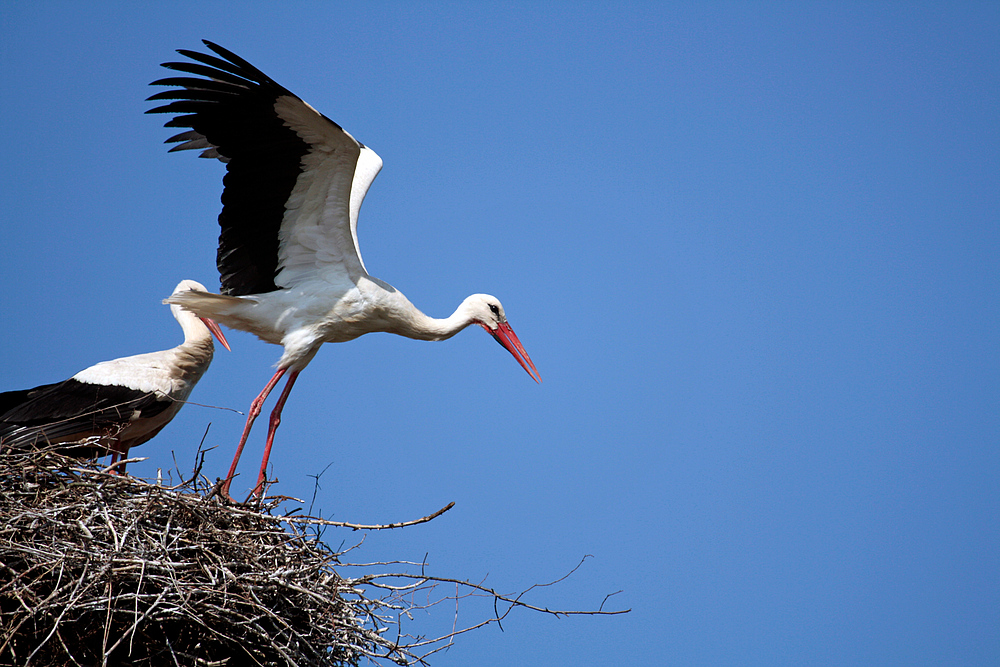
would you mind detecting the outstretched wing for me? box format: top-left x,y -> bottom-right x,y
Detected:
147,40 -> 382,296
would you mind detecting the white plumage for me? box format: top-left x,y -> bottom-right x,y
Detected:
148,42 -> 539,499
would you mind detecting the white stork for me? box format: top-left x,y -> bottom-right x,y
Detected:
0,280 -> 230,468
147,41 -> 540,499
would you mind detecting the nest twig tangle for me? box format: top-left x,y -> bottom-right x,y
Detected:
0,445 -> 627,666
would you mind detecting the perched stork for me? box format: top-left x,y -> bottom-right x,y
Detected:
0,280 -> 230,467
147,41 -> 540,499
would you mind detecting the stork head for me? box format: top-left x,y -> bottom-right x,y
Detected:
465,294 -> 540,383
169,280 -> 231,351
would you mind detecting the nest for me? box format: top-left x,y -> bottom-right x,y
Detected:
0,446 -> 387,666
1,445 -> 627,666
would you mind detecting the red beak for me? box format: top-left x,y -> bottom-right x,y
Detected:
200,317 -> 232,351
488,321 -> 541,383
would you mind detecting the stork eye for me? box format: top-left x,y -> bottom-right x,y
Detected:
488,304 -> 500,317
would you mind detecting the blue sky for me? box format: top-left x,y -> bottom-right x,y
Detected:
2,3 -> 998,665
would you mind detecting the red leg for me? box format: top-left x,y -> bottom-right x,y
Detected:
109,442 -> 129,474
221,368 -> 287,497
251,370 -> 300,498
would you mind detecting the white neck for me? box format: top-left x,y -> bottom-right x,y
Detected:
390,295 -> 482,342
172,304 -> 215,348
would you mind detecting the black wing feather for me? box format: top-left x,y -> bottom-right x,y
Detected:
147,40 -> 314,296
158,61 -> 253,88
0,379 -> 171,453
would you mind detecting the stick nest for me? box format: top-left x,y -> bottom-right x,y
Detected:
1,445 -> 627,666
0,446 -> 375,666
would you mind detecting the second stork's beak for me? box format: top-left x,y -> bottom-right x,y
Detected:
488,321 -> 541,383
200,317 -> 232,351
